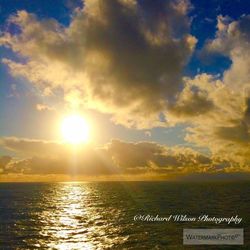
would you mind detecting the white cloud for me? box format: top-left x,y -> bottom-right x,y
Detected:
177,15 -> 250,165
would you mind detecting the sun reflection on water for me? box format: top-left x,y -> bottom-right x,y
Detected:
40,184 -> 95,250
18,183 -> 128,249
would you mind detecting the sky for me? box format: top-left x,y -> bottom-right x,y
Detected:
0,0 -> 250,181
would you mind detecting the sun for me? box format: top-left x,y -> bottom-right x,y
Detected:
61,114 -> 90,144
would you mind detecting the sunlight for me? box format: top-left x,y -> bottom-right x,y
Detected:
61,114 -> 90,144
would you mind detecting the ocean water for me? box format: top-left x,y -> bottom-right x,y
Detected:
0,181 -> 249,249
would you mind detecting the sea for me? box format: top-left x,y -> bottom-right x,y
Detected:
0,181 -> 249,249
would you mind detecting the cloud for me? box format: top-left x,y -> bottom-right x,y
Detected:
205,15 -> 250,89
0,137 -> 245,179
178,73 -> 250,166
178,15 -> 250,165
168,76 -> 215,119
0,0 -> 196,128
144,130 -> 151,137
36,104 -> 55,111
0,156 -> 12,173
0,137 -> 67,157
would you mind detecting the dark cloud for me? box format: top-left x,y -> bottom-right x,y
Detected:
0,156 -> 12,173
215,122 -> 250,143
0,0 -> 196,128
168,84 -> 214,117
0,137 -> 239,177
